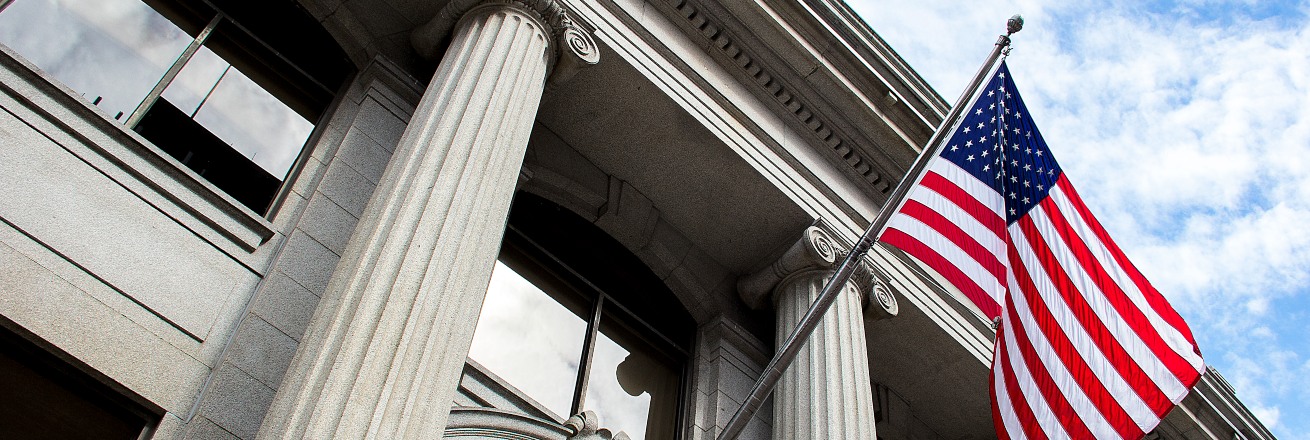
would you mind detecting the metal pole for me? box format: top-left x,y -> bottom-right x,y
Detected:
715,15 -> 1023,440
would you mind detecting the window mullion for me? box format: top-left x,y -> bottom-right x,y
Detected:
570,296 -> 604,416
124,13 -> 222,128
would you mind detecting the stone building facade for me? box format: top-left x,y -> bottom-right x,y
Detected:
0,0 -> 1275,438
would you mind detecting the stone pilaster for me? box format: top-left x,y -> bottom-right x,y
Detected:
257,1 -> 597,438
738,226 -> 882,440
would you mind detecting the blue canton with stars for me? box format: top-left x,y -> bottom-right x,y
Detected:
938,61 -> 1062,224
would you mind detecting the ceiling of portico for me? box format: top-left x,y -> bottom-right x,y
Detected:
302,1 -> 997,435
299,0 -> 452,70
532,51 -> 997,440
866,291 -> 995,439
533,41 -> 814,275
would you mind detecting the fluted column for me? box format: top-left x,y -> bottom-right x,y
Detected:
739,226 -> 894,439
258,1 -> 598,439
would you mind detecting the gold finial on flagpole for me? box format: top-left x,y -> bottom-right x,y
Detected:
1000,14 -> 1022,56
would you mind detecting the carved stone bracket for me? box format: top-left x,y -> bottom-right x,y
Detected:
412,0 -> 600,82
564,411 -> 631,440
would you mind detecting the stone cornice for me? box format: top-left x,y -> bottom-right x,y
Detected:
660,0 -> 915,196
799,0 -> 948,119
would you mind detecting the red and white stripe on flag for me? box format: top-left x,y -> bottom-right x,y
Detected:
880,62 -> 1204,440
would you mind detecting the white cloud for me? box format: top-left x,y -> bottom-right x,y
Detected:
851,1 -> 1310,437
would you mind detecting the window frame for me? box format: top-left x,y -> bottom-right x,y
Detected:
0,0 -> 352,218
485,220 -> 692,439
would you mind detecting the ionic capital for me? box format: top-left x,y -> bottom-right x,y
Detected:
564,411 -> 631,440
411,0 -> 600,82
865,273 -> 899,321
846,260 -> 898,321
738,226 -> 842,309
737,225 -> 899,321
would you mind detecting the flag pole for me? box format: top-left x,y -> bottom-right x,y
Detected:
714,15 -> 1023,440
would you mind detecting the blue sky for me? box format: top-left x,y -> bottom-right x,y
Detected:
849,1 -> 1310,437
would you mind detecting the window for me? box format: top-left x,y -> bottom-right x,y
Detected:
0,323 -> 159,439
0,0 -> 351,214
468,193 -> 694,440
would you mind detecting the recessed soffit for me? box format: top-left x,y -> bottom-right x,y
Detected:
533,41 -> 814,275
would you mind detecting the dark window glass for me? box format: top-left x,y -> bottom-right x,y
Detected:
0,325 -> 158,439
157,40 -> 314,181
0,0 -> 353,215
585,312 -> 682,440
467,193 -> 694,440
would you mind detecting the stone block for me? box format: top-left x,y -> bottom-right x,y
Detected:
309,124 -> 347,162
297,194 -> 358,256
673,246 -> 731,296
907,418 -> 943,440
251,271 -> 321,340
690,425 -> 718,440
199,363 -> 276,440
710,390 -> 742,428
0,118 -> 262,339
275,231 -> 340,295
290,155 -> 326,199
336,127 -> 392,184
225,315 -> 299,389
316,160 -> 376,218
594,177 -> 659,251
354,95 -> 410,152
184,416 -> 240,440
710,356 -> 759,404
0,240 -> 209,413
690,389 -> 713,434
636,219 -> 691,279
152,412 -> 186,440
742,411 -> 772,439
523,127 -> 610,202
342,0 -> 413,39
380,0 -> 443,27
270,190 -> 308,234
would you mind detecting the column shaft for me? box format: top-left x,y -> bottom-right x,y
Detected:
259,5 -> 551,439
772,272 -> 879,440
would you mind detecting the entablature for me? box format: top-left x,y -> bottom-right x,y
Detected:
649,0 -> 947,205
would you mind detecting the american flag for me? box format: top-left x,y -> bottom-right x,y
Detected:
880,62 -> 1205,439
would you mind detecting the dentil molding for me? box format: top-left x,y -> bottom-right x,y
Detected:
662,0 -> 894,194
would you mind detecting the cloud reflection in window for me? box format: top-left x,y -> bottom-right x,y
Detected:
0,0 -> 191,119
468,261 -> 587,421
